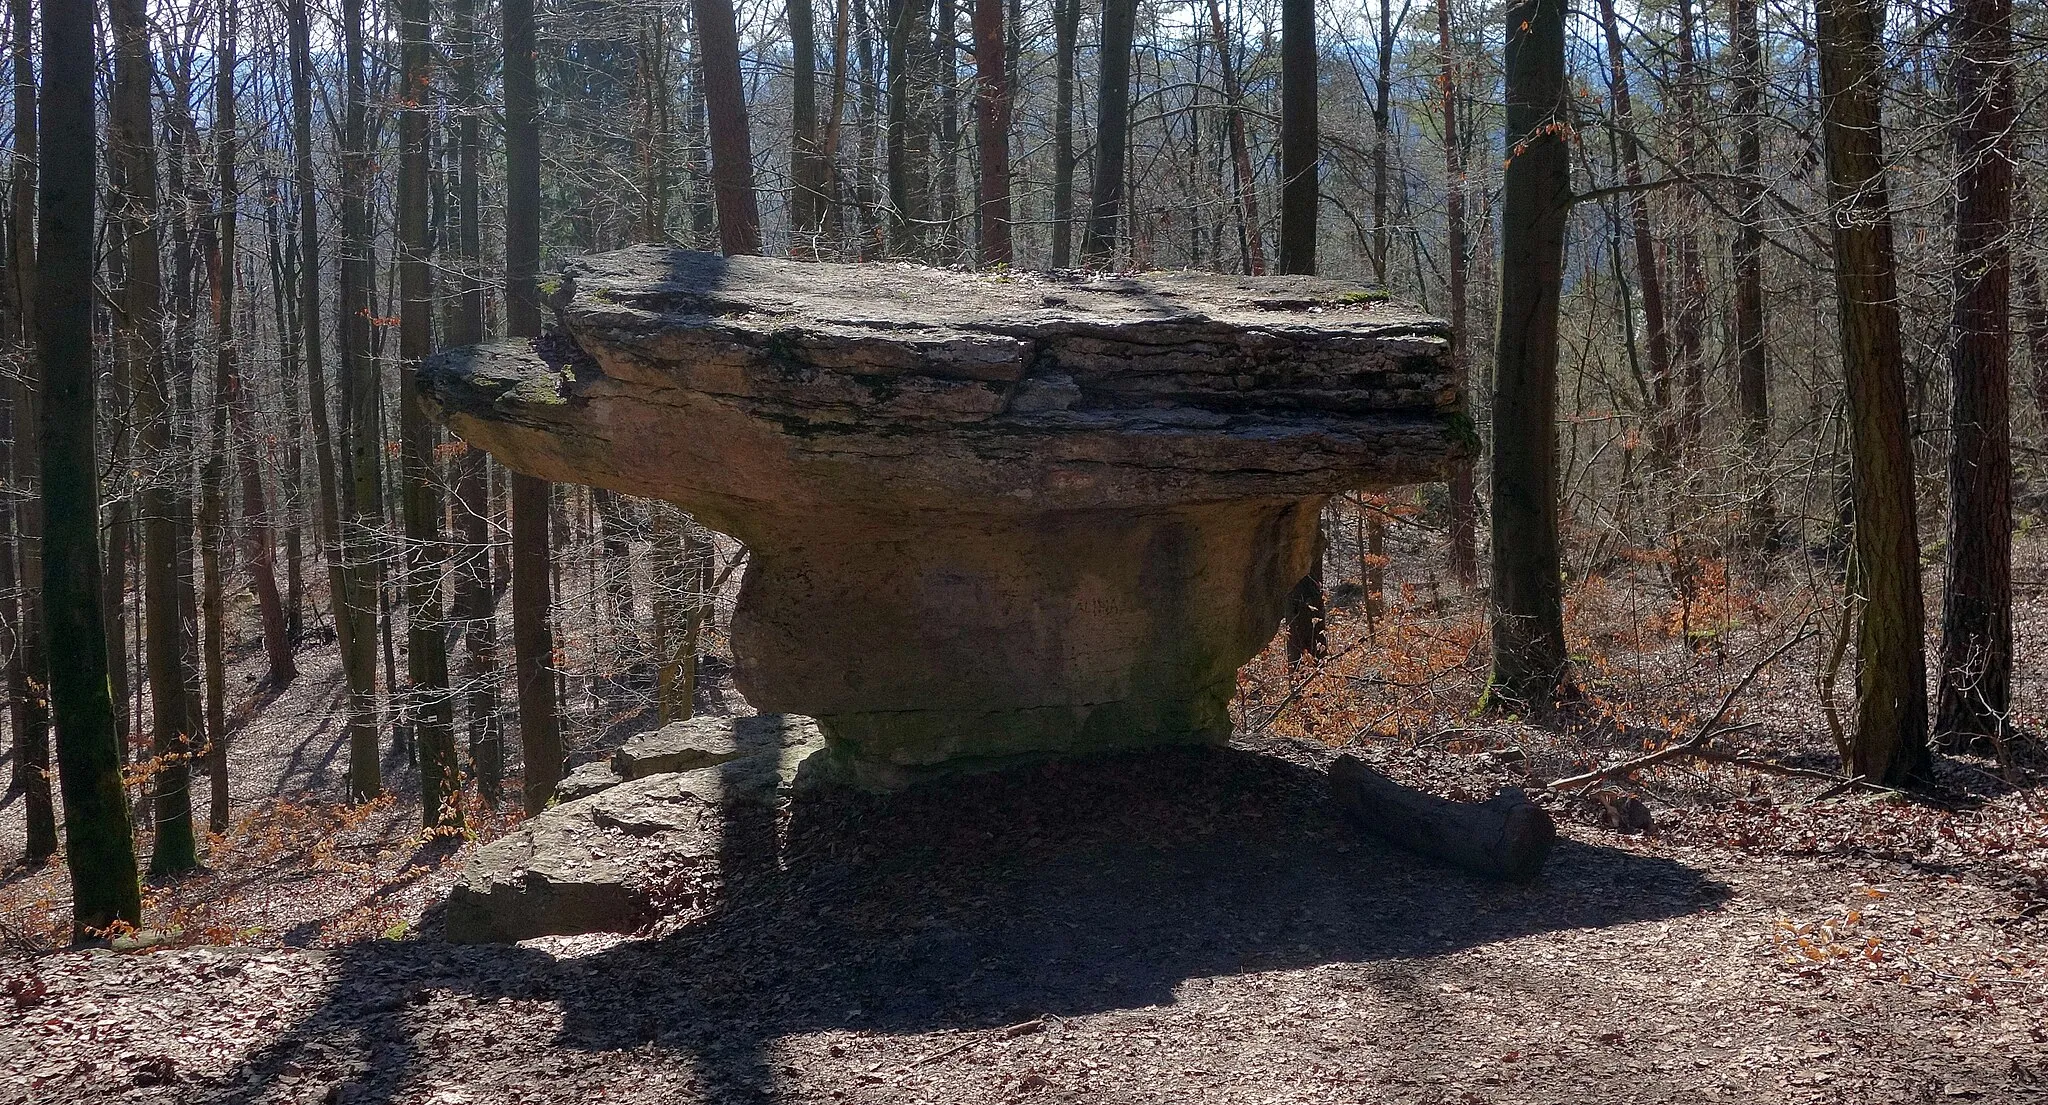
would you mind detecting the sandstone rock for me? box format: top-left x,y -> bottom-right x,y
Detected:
613,713 -> 824,779
420,248 -> 1462,785
446,724 -> 822,943
553,760 -> 625,803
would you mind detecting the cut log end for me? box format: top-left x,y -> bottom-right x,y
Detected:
1329,753 -> 1556,882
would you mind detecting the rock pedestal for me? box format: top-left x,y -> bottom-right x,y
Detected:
420,247 -> 1462,787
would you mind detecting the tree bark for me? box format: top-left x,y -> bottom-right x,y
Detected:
695,0 -> 763,255
972,0 -> 1011,265
1486,0 -> 1571,706
790,0 -> 827,252
1817,0 -> 1930,784
7,0 -> 53,863
399,0 -> 459,826
1934,0 -> 2014,751
1049,0 -> 1078,267
1080,0 -> 1137,267
39,0 -> 144,936
506,0 -> 564,812
1277,0 -> 1316,276
1729,0 -> 1779,557
451,0 -> 502,805
1440,0 -> 1476,587
1203,0 -> 1263,275
338,0 -> 383,800
1594,0 -> 1676,469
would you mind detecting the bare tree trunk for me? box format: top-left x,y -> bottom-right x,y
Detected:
972,0 -> 1011,265
39,0 -> 143,935
8,0 -> 53,862
1817,0 -> 1930,784
1934,0 -> 2014,751
1203,0 -> 1263,275
1486,0 -> 1571,706
886,0 -> 935,257
451,0 -> 501,805
1729,0 -> 1779,558
1594,0 -> 1676,467
1440,0 -> 1476,587
1081,0 -> 1136,266
695,0 -> 763,255
399,0 -> 458,826
1277,0 -> 1316,276
1671,0 -> 1707,450
506,0 -> 563,813
1370,0 -> 1396,286
790,0 -> 827,253
338,0 -> 383,800
1049,0 -> 1077,267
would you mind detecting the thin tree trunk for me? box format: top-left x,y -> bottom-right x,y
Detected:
451,0 -> 502,806
1370,0 -> 1396,286
1050,0 -> 1077,267
886,0 -> 934,257
1486,0 -> 1571,705
790,0 -> 826,253
1817,0 -> 1930,784
1595,0 -> 1676,467
1081,0 -> 1136,266
972,0 -> 1010,265
1203,0 -> 1264,275
8,0 -> 53,863
1671,0 -> 1706,450
506,0 -> 563,813
338,0 -> 383,800
399,0 -> 458,826
1440,0 -> 1476,586
1934,0 -> 2014,750
1729,0 -> 1778,557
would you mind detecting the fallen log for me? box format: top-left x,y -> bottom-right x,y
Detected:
1329,754 -> 1556,881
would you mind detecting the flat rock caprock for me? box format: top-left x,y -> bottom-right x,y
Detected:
419,247 -> 1465,787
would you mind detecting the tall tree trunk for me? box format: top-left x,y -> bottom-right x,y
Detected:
1729,0 -> 1779,557
1204,0 -> 1263,275
451,0 -> 502,806
1278,0 -> 1324,661
1370,0 -> 1395,286
506,0 -> 564,813
112,0 -> 198,877
1049,0 -> 1077,267
1671,0 -> 1706,450
8,0 -> 53,862
1817,0 -> 1930,784
212,4 -> 294,696
1486,0 -> 1571,705
886,0 -> 934,257
338,0 -> 383,800
790,0 -> 826,252
1595,0 -> 1676,468
288,0 -> 345,700
972,0 -> 1010,265
1934,0 -> 2014,751
695,0 -> 763,255
1440,0 -> 1476,586
1277,0 -> 1316,276
1080,0 -> 1136,266
399,0 -> 458,826
39,0 -> 143,938
936,0 -> 959,256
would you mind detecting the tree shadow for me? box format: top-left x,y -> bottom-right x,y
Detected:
194,741 -> 1728,1103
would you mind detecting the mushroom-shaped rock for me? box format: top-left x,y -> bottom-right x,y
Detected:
420,247 -> 1465,787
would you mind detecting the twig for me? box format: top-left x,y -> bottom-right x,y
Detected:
1549,624 -> 1815,792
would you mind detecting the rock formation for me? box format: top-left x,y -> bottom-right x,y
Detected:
420,247 -> 1463,787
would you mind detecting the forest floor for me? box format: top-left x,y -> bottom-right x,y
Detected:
2,529 -> 2046,1104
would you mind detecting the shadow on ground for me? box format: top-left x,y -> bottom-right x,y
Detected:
196,742 -> 1728,1103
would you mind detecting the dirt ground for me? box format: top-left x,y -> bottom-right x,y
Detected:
3,537 -> 2047,1104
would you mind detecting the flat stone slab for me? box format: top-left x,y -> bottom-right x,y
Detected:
448,722 -> 825,943
420,249 -> 1461,783
614,713 -> 825,779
